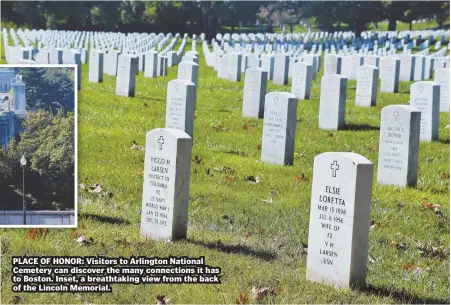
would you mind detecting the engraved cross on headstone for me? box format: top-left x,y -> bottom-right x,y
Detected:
393,110 -> 399,121
330,160 -> 340,177
158,136 -> 164,150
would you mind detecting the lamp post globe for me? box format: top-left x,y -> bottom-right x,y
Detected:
20,155 -> 27,166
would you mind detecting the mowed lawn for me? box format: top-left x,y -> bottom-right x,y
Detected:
0,38 -> 450,304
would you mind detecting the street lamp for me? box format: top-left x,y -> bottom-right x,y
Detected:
20,155 -> 26,225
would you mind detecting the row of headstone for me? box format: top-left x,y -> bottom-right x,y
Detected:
140,52 -> 200,239
138,125 -> 378,290
136,33 -> 449,292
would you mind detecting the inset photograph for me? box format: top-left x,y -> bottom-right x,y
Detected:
0,65 -> 76,227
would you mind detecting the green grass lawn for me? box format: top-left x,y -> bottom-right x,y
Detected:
0,38 -> 449,304
368,20 -> 446,32
221,20 -> 448,34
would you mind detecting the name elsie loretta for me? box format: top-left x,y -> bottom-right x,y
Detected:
318,186 -> 345,206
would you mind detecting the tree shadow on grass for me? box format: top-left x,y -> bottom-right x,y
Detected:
438,138 -> 450,144
342,124 -> 380,131
185,239 -> 277,262
363,284 -> 449,304
79,213 -> 130,225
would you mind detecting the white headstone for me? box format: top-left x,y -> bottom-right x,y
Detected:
319,74 -> 347,130
399,54 -> 414,81
413,55 -> 425,81
165,79 -> 196,138
434,68 -> 450,112
116,54 -> 138,97
178,61 -> 199,87
88,50 -> 104,83
291,62 -> 312,100
261,54 -> 274,80
355,65 -> 379,107
49,48 -> 63,64
273,54 -> 289,85
144,51 -> 158,78
410,81 -> 440,142
227,53 -> 242,82
324,54 -> 341,75
379,57 -> 400,93
261,92 -> 298,165
242,67 -> 268,118
140,128 -> 192,241
302,55 -> 318,80
377,105 -> 421,187
424,57 -> 434,80
307,152 -> 373,289
106,50 -> 121,76
348,54 -> 364,80
364,55 -> 379,68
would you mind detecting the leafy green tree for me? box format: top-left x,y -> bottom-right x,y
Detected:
435,2 -> 450,28
15,67 -> 75,113
4,110 -> 75,210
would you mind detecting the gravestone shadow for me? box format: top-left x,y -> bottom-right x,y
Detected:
224,150 -> 246,157
79,213 -> 130,225
363,284 -> 449,304
342,124 -> 380,131
185,239 -> 277,262
139,96 -> 165,102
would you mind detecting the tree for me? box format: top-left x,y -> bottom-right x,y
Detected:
195,1 -> 223,39
272,1 -> 305,33
383,1 -> 411,31
220,1 -> 262,32
435,2 -> 450,28
3,110 -> 75,210
302,1 -> 384,35
14,67 -> 75,113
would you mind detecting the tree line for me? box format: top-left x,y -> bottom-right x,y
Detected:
1,1 -> 449,38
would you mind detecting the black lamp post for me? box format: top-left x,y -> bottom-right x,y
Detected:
20,155 -> 26,225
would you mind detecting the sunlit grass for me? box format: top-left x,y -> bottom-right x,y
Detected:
0,36 -> 449,304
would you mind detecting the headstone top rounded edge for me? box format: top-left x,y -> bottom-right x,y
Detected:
146,128 -> 192,140
382,104 -> 421,114
168,79 -> 195,87
315,152 -> 373,166
266,91 -> 297,100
